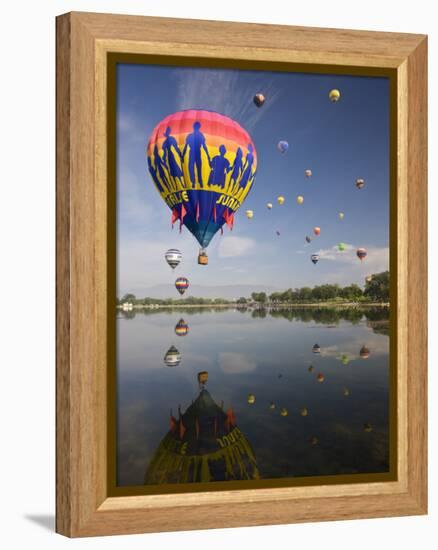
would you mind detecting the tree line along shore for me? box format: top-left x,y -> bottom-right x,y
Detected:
117,271 -> 389,309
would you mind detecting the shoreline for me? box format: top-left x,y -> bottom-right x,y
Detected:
118,302 -> 390,310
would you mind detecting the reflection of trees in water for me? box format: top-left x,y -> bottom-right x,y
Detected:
269,307 -> 366,325
251,308 -> 267,319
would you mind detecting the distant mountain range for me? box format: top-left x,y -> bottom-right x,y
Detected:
127,284 -> 280,300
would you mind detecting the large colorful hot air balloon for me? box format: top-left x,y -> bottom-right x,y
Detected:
329,89 -> 341,102
311,254 -> 319,264
253,93 -> 265,107
164,248 -> 182,269
357,248 -> 367,261
175,277 -> 189,295
147,110 -> 257,265
277,140 -> 289,153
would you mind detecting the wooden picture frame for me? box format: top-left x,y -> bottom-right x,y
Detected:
56,11 -> 427,537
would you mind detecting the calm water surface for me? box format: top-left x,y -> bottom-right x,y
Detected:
116,307 -> 390,487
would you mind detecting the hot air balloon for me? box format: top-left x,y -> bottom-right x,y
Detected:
247,393 -> 256,405
147,110 -> 257,266
253,93 -> 265,107
338,212 -> 345,220
305,235 -> 312,244
175,318 -> 189,336
317,373 -> 325,383
276,230 -> 281,236
360,345 -> 370,359
277,140 -> 289,153
297,195 -> 304,205
300,407 -> 308,417
311,254 -> 319,265
266,202 -> 273,210
280,408 -> 288,417
329,89 -> 341,102
313,227 -> 321,236
175,277 -> 189,295
357,248 -> 367,261
164,345 -> 181,367
338,242 -> 346,252
164,248 -> 182,269
245,210 -> 254,219
312,344 -> 321,354
366,275 -> 373,283
305,169 -> 312,178
277,196 -> 285,205
356,178 -> 365,189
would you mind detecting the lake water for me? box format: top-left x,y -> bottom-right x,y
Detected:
116,307 -> 390,487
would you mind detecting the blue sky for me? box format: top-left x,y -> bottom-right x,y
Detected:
116,63 -> 389,297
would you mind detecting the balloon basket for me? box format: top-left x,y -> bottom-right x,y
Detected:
198,251 -> 208,265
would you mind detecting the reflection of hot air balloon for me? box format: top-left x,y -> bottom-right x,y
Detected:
269,401 -> 276,410
277,196 -> 285,205
245,210 -> 254,219
305,169 -> 312,178
300,407 -> 308,417
253,93 -> 265,107
147,110 -> 257,265
312,344 -> 321,354
363,423 -> 373,433
197,370 -> 208,386
175,277 -> 189,295
308,365 -> 314,373
343,387 -> 350,397
341,354 -> 350,365
247,393 -> 255,405
297,195 -> 304,205
357,248 -> 367,261
164,345 -> 181,367
329,89 -> 341,102
144,378 -> 259,484
338,242 -> 346,252
317,373 -> 325,383
311,254 -> 319,265
164,248 -> 182,269
310,436 -> 319,445
313,227 -> 321,236
338,212 -> 345,220
280,408 -> 288,417
305,235 -> 312,244
356,178 -> 365,189
175,318 -> 189,336
266,202 -> 273,210
360,345 -> 370,359
277,140 -> 289,153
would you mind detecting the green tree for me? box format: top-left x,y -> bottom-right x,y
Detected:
364,271 -> 390,302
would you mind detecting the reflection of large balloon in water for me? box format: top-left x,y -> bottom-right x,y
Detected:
253,93 -> 265,107
357,248 -> 367,261
356,178 -> 365,189
311,254 -> 319,265
175,277 -> 189,295
245,210 -> 254,219
329,89 -> 341,102
277,196 -> 285,205
277,141 -> 289,153
147,110 -> 257,265
164,248 -> 182,269
313,227 -> 321,236
175,318 -> 189,336
164,345 -> 181,367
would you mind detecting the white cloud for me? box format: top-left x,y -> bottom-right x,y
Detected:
218,236 -> 256,258
218,352 -> 257,374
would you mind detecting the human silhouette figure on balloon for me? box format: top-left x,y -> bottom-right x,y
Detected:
208,145 -> 231,188
239,144 -> 255,191
229,147 -> 243,193
181,121 -> 211,187
153,145 -> 171,193
162,127 -> 185,189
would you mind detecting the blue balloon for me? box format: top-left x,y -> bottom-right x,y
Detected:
277,140 -> 289,153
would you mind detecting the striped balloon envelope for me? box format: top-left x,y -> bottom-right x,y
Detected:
175,318 -> 189,337
147,110 -> 257,250
164,248 -> 182,269
175,277 -> 189,296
